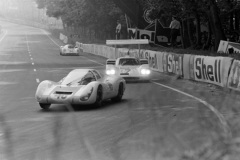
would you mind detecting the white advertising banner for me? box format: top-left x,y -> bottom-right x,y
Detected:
226,44 -> 240,54
194,56 -> 222,86
194,56 -> 233,87
227,60 -> 240,91
218,40 -> 240,54
141,50 -> 162,71
217,40 -> 229,54
163,52 -> 183,76
155,51 -> 164,73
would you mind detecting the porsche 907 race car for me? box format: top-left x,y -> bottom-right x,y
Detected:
106,56 -> 151,82
35,69 -> 126,110
60,44 -> 80,56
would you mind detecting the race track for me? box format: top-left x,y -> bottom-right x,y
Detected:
0,21 -> 238,160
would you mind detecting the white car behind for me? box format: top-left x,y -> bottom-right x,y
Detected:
60,44 -> 80,56
106,56 -> 151,82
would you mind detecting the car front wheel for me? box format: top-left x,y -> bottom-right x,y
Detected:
111,83 -> 124,102
94,86 -> 103,107
39,103 -> 51,110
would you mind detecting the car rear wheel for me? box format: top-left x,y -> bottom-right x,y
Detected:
111,83 -> 124,102
94,86 -> 103,107
39,103 -> 51,110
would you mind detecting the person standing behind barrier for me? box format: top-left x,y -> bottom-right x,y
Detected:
169,16 -> 181,48
116,20 -> 121,39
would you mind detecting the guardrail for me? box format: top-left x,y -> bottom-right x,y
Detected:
60,33 -> 239,92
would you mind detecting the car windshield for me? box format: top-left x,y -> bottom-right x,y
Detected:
119,58 -> 140,65
68,44 -> 74,48
61,70 -> 89,85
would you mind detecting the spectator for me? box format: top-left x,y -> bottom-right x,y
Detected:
116,20 -> 122,39
169,16 -> 181,48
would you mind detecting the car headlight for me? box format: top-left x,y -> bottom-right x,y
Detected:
106,69 -> 116,75
141,69 -> 151,75
80,87 -> 93,101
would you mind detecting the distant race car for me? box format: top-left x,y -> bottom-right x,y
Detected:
35,69 -> 126,110
60,44 -> 80,56
106,56 -> 151,82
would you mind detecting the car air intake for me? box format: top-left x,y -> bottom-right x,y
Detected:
120,73 -> 129,75
123,77 -> 140,80
106,60 -> 116,65
140,59 -> 148,65
55,91 -> 72,95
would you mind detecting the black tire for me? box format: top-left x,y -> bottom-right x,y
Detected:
39,103 -> 51,110
111,83 -> 124,102
94,86 -> 103,107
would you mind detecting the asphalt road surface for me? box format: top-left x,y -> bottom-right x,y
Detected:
0,21 -> 238,160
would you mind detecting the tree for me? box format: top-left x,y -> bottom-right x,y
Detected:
35,0 -> 124,40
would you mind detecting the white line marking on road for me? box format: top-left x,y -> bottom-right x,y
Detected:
32,62 -> 34,65
0,69 -> 25,73
34,69 -> 36,72
0,82 -> 17,85
151,81 -> 231,137
36,79 -> 40,83
0,30 -> 8,43
30,58 -> 33,61
2,117 -> 48,123
25,34 -> 30,51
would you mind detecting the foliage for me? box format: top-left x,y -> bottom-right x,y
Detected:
34,0 -> 124,39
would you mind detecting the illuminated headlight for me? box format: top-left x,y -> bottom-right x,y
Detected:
106,69 -> 116,75
80,87 -> 93,101
141,69 -> 151,75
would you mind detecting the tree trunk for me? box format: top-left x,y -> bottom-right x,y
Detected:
187,17 -> 195,46
206,21 -> 212,47
209,0 -> 226,51
235,11 -> 239,30
195,12 -> 202,48
230,12 -> 234,31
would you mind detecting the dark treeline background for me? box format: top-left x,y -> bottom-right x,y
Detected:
35,0 -> 240,51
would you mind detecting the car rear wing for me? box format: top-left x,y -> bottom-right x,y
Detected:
106,39 -> 149,55
106,59 -> 116,65
140,59 -> 148,65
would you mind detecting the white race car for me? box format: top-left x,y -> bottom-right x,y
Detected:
60,44 -> 80,56
106,56 -> 151,82
35,69 -> 126,110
